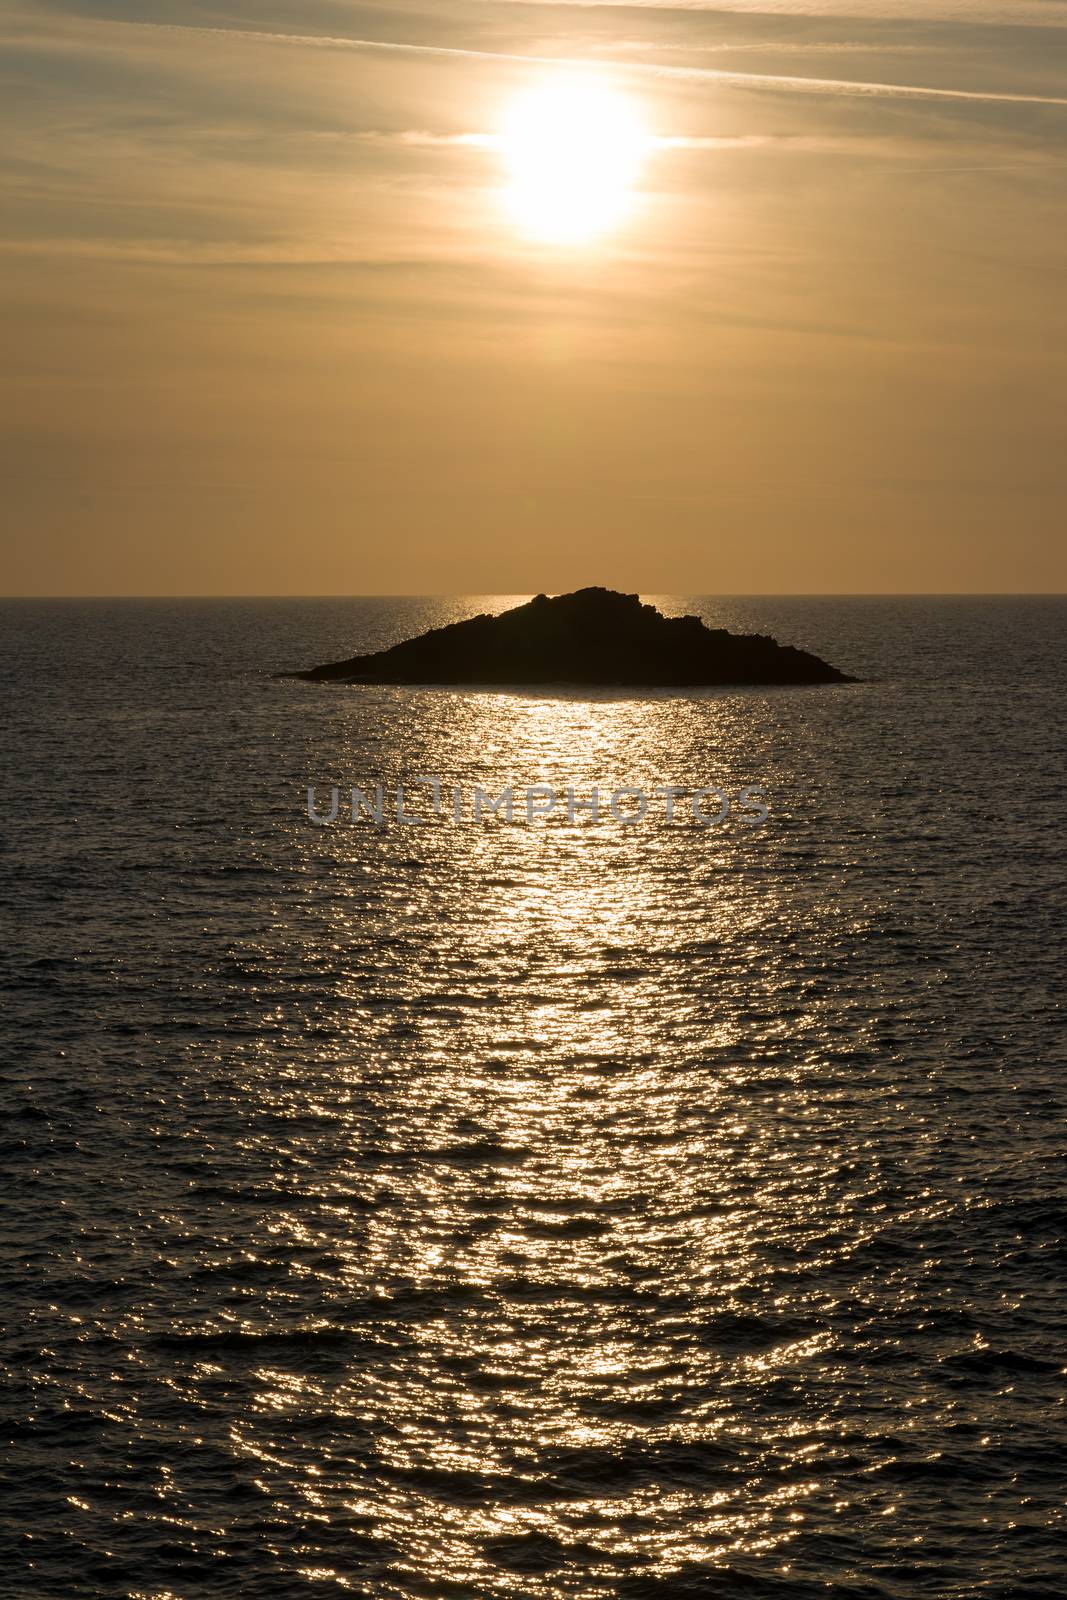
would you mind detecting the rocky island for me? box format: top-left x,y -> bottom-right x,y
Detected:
290,588 -> 852,686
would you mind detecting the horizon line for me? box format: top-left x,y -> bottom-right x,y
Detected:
2,592 -> 1065,602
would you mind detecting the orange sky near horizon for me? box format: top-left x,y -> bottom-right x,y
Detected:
1,0 -> 1065,595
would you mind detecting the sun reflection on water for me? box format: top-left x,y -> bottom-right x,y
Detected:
188,687 -> 894,1591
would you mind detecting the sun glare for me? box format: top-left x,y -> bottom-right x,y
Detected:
499,75 -> 649,245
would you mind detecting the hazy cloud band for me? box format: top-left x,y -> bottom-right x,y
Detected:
64,17 -> 1067,110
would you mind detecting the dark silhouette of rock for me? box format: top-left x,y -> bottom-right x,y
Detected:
290,588 -> 853,686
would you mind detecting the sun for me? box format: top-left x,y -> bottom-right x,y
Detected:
499,74 -> 649,245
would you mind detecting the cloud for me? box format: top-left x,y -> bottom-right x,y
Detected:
360,130 -> 496,148
43,14 -> 1067,109
494,0 -> 1067,22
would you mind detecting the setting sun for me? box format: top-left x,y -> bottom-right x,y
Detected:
499,74 -> 649,244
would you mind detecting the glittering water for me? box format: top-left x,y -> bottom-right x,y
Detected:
1,596 -> 1064,1600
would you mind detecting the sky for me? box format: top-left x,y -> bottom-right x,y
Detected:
1,0 -> 1066,595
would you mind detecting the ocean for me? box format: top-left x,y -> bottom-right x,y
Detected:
1,596 -> 1064,1599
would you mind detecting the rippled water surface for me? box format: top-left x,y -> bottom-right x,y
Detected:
1,597 -> 1065,1599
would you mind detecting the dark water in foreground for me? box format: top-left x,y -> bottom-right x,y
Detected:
1,596 -> 1065,1600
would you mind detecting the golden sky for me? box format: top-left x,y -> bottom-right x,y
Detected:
2,0 -> 1066,594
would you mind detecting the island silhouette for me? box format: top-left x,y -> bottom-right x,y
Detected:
290,588 -> 852,686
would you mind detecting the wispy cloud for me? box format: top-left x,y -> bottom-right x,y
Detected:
50,15 -> 1067,109
494,0 -> 1067,22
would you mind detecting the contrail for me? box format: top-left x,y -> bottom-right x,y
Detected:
79,17 -> 1067,109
